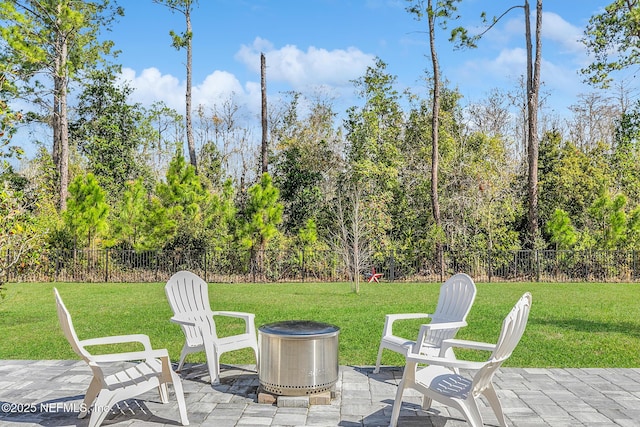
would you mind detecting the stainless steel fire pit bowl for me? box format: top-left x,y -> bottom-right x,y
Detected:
258,320 -> 340,396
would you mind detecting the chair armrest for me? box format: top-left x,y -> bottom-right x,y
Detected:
439,338 -> 496,356
406,351 -> 487,371
170,316 -> 197,327
382,313 -> 431,337
92,348 -> 170,364
212,310 -> 255,320
419,320 -> 467,331
212,311 -> 256,335
385,313 -> 432,321
80,334 -> 153,351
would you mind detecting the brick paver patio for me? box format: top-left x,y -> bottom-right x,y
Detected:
0,360 -> 639,426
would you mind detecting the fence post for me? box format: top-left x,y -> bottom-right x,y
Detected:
204,250 -> 208,283
535,250 -> 540,282
305,250 -> 311,281
389,251 -> 395,282
302,250 -> 306,282
251,249 -> 256,283
104,249 -> 109,283
55,250 -> 60,282
155,250 -> 159,282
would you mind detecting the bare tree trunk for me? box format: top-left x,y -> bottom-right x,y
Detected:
333,183 -> 369,293
59,68 -> 69,212
352,220 -> 360,294
185,4 -> 196,171
351,186 -> 363,294
525,0 -> 542,248
54,4 -> 69,211
261,52 -> 268,173
52,93 -> 60,178
334,192 -> 353,282
427,0 -> 444,276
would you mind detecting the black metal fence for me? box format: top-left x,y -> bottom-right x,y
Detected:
3,248 -> 640,283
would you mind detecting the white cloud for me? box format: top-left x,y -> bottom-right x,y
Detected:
244,80 -> 263,116
119,67 -> 184,110
493,47 -> 528,75
495,12 -> 590,107
118,37 -> 376,118
450,7 -> 593,112
541,60 -> 579,93
235,37 -> 375,90
483,11 -> 585,58
119,67 -> 249,112
460,47 -> 527,85
192,71 -> 246,106
542,12 -> 585,56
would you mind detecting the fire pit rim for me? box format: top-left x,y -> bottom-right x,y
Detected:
259,320 -> 340,338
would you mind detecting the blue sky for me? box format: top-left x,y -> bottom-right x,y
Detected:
106,0 -> 620,119
13,1 -> 630,161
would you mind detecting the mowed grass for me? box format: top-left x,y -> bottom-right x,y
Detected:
1,281 -> 639,368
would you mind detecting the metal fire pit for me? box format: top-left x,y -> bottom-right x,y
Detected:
258,320 -> 340,396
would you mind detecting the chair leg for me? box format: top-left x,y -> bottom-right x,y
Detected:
389,378 -> 406,427
87,390 -> 118,427
79,376 -> 101,419
373,344 -> 384,374
177,343 -> 190,372
158,383 -> 169,404
252,345 -> 259,371
482,384 -> 508,427
455,398 -> 484,427
169,372 -> 190,426
421,395 -> 433,410
204,344 -> 220,385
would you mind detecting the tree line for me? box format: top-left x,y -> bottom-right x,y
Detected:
1,0 -> 639,290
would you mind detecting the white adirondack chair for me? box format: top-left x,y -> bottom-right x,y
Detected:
53,288 -> 189,427
165,270 -> 259,384
374,273 -> 477,374
389,292 -> 532,427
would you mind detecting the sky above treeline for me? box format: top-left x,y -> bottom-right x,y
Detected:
13,1 -> 637,160
111,1 -> 629,114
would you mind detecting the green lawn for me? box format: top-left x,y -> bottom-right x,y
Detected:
1,281 -> 639,368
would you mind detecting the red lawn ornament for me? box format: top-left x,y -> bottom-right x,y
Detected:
367,267 -> 383,283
